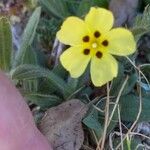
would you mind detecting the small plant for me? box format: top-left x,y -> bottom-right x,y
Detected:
1,0 -> 150,149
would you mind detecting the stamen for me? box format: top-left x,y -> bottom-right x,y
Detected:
83,35 -> 90,42
96,51 -> 102,58
83,48 -> 90,55
94,31 -> 101,38
102,40 -> 109,46
92,43 -> 98,49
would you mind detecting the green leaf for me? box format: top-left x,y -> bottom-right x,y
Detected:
25,93 -> 62,109
52,63 -> 67,79
98,103 -> 119,135
77,0 -> 108,17
83,108 -> 103,138
110,63 -> 124,96
120,94 -> 150,121
111,64 -> 137,96
11,64 -> 73,98
38,78 -> 58,94
14,7 -> 41,67
94,0 -> 108,7
144,0 -> 150,5
84,99 -> 119,138
132,6 -> 150,41
122,73 -> 138,95
112,137 -> 141,149
140,64 -> 150,79
23,79 -> 38,92
67,77 -> 79,92
38,0 -> 69,19
22,47 -> 37,65
21,46 -> 38,93
0,17 -> 12,71
107,104 -> 119,134
77,0 -> 94,17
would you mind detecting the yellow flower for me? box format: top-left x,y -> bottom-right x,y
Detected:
57,7 -> 136,87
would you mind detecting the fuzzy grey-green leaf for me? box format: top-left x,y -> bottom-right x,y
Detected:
11,64 -> 73,98
0,17 -> 12,71
14,7 -> 41,67
132,6 -> 150,41
25,93 -> 62,109
39,0 -> 69,19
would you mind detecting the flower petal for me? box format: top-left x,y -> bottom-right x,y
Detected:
57,17 -> 90,46
105,28 -> 136,56
90,54 -> 118,87
60,46 -> 91,78
85,7 -> 114,33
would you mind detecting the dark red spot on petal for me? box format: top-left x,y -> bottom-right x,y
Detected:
94,31 -> 101,38
83,49 -> 90,55
96,51 -> 103,58
83,36 -> 90,42
102,40 -> 109,46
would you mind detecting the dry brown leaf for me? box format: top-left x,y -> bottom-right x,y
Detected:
39,99 -> 88,150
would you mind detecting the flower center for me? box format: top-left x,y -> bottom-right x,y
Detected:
92,42 -> 98,49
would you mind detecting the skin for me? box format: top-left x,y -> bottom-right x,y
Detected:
0,71 -> 53,150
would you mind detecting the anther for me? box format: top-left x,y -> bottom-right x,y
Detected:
83,49 -> 90,55
83,35 -> 90,42
96,51 -> 102,58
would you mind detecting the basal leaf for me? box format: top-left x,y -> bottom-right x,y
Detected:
0,17 -> 12,71
14,7 -> 41,67
11,64 -> 73,98
38,0 -> 69,19
25,93 -> 62,109
21,47 -> 38,93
